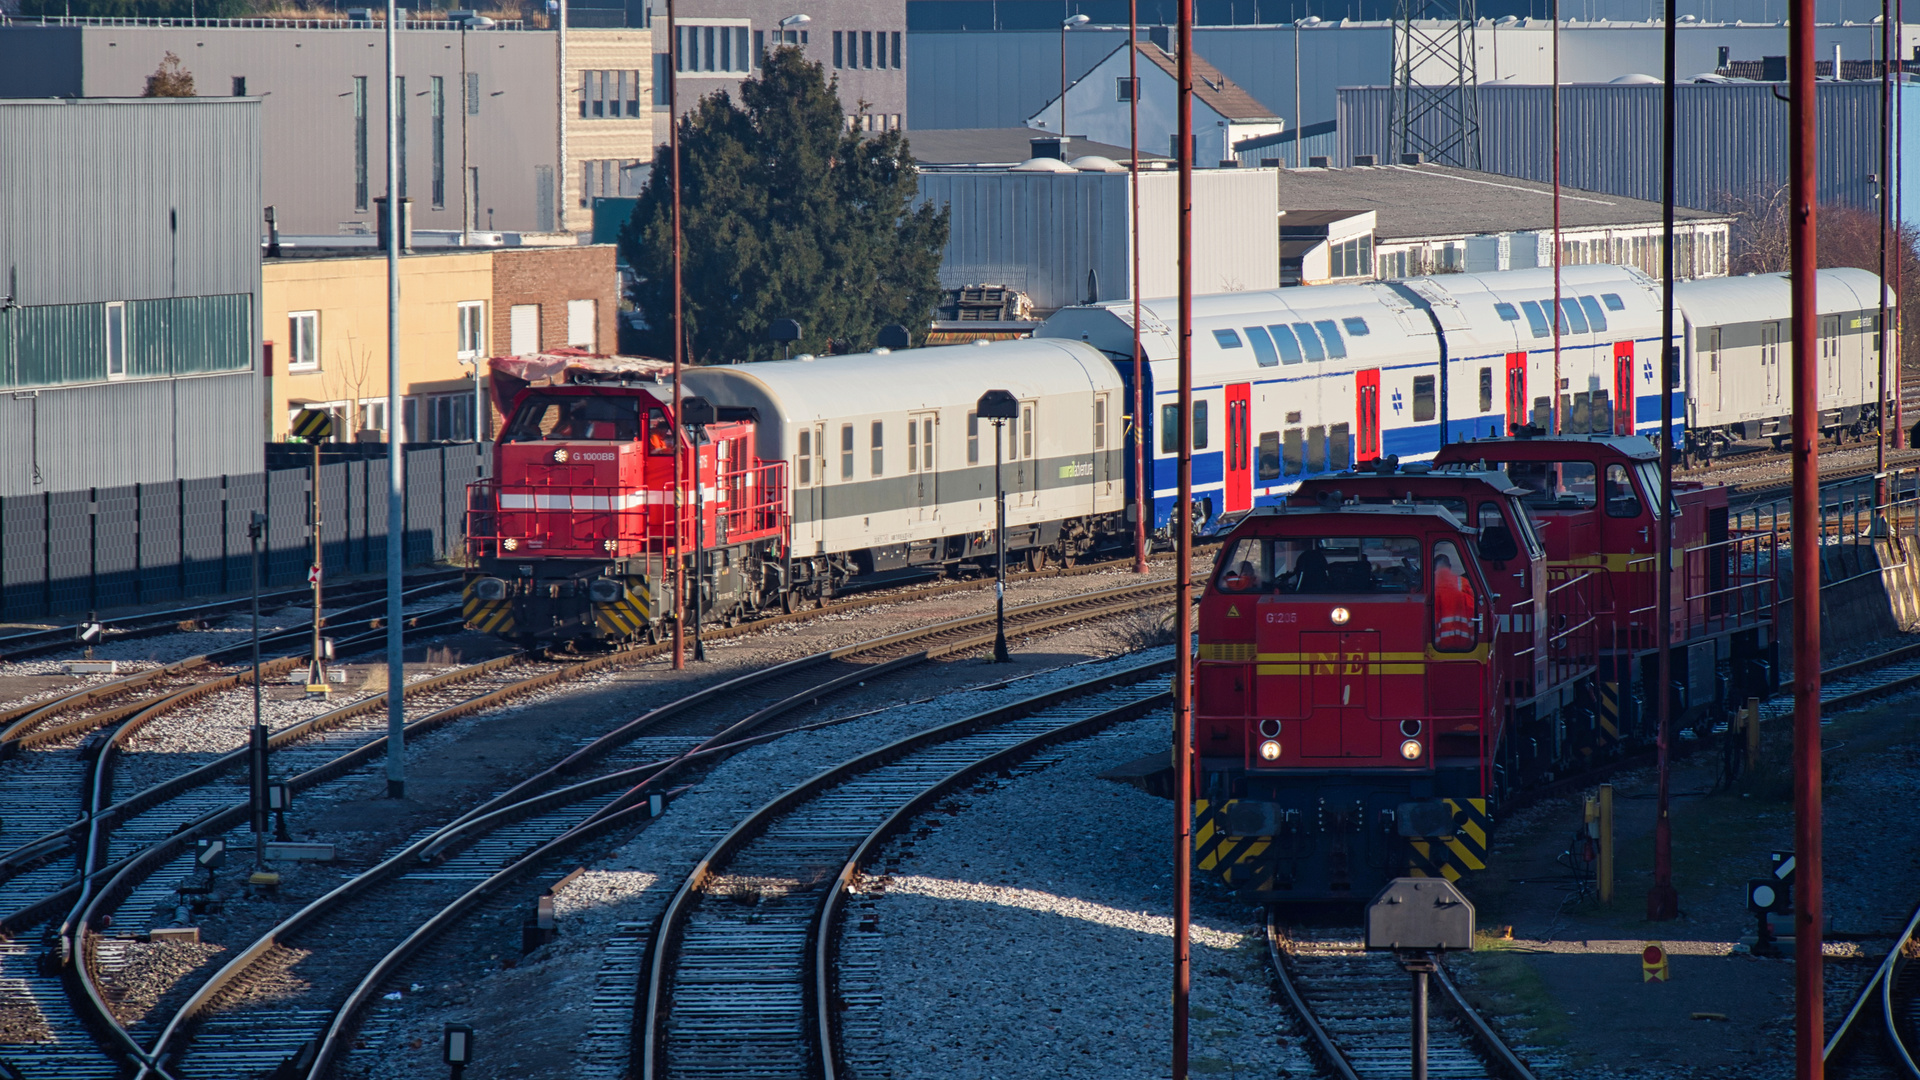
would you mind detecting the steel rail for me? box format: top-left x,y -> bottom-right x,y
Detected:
1263,913 -> 1362,1080
640,661 -> 1174,1079
115,579 -> 1180,1079
1430,957 -> 1540,1080
812,659 -> 1174,1078
1824,897 -> 1920,1073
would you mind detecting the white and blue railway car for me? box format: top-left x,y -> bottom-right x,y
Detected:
1038,265 -> 1673,533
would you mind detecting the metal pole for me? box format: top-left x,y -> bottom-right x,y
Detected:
472,360 -> 483,440
1130,1 -> 1147,575
383,0 -> 406,800
692,425 -> 705,662
669,0 -> 685,672
1410,959 -> 1431,1080
1550,0 -> 1562,435
249,513 -> 267,867
1790,1 -> 1825,1075
1173,0 -> 1194,1073
1648,0 -> 1679,924
309,439 -> 325,693
1060,18 -> 1067,135
1293,22 -> 1300,169
994,419 -> 1010,662
1880,0 -> 1893,486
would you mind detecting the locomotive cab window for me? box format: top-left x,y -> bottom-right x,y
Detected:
501,394 -> 653,445
1476,502 -> 1519,562
1430,539 -> 1477,652
1216,536 -> 1423,595
1603,463 -> 1644,518
1508,459 -> 1598,509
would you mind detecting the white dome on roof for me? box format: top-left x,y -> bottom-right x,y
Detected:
1609,73 -> 1663,84
1010,156 -> 1079,173
1070,155 -> 1126,172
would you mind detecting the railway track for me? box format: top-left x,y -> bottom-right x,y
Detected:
1824,900 -> 1920,1078
50,578 -> 1178,1079
1266,918 -> 1539,1080
639,658 -> 1174,1079
0,569 -> 465,663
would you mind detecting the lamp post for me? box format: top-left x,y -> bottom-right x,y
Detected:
779,12 -> 810,45
383,0 -> 406,800
977,390 -> 1020,662
1059,13 -> 1090,135
1292,16 -> 1319,168
1129,0 -> 1146,573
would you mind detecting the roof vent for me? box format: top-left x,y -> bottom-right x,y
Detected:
1352,154 -> 1378,166
1400,152 -> 1424,165
1010,156 -> 1079,174
1030,135 -> 1069,160
1308,155 -> 1331,167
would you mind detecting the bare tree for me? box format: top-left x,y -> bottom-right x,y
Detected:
1723,184 -> 1792,275
143,52 -> 196,98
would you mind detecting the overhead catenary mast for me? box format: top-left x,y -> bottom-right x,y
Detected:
1172,0 -> 1195,1075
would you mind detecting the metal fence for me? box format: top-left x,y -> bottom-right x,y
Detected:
0,444 -> 490,621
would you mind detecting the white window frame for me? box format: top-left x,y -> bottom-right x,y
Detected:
677,19 -> 752,75
359,398 -> 388,435
457,301 -> 486,359
105,301 -> 128,380
288,311 -> 321,371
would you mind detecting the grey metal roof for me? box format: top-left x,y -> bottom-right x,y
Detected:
907,128 -> 1170,167
1275,163 -> 1726,242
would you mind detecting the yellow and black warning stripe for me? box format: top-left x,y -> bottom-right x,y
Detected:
1597,680 -> 1623,740
1194,798 -> 1277,894
1407,798 -> 1491,882
594,578 -> 653,639
463,588 -> 515,635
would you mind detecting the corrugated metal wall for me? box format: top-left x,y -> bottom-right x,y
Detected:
915,167 -> 1279,312
0,373 -> 262,497
1339,81 -> 1890,214
0,442 -> 487,618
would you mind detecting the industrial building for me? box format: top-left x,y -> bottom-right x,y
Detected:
1263,162 -> 1730,285
0,96 -> 263,500
1025,38 -> 1282,166
906,17 -> 1918,134
916,152 -> 1278,313
1339,79 -> 1917,218
262,244 -> 620,443
0,17 -> 652,236
647,0 -> 908,134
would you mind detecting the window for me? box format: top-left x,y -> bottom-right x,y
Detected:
1701,326 -> 1720,372
1257,431 -> 1281,481
1412,375 -> 1436,422
677,24 -> 751,74
841,423 -> 855,478
289,311 -> 320,371
876,28 -> 887,67
920,416 -> 934,470
797,429 -> 812,485
105,302 -> 127,378
232,75 -> 247,96
1577,295 -> 1608,333
1219,535 -> 1424,595
1431,539 -> 1475,651
1508,459 -> 1598,508
1312,320 -> 1347,359
1293,322 -> 1325,362
863,30 -> 873,68
1602,292 -> 1625,311
967,411 -> 979,464
1603,463 -> 1643,518
1117,76 -> 1139,101
892,31 -> 902,68
396,75 -> 408,197
1094,396 -> 1106,449
1342,316 -> 1370,337
580,69 -> 645,117
834,30 -> 844,68
1160,403 -> 1180,453
457,301 -> 486,358
353,76 -> 369,210
1191,400 -> 1208,450
1306,426 -> 1326,473
1494,302 -> 1519,322
1329,421 -> 1351,471
359,399 -> 387,435
567,299 -> 596,349
509,304 -> 540,355
1478,368 -> 1493,413
1021,405 -> 1034,458
1269,324 -> 1303,364
1329,235 -> 1374,278
1519,300 -> 1551,339
870,420 -> 884,475
467,71 -> 480,116
1762,323 -> 1781,369
907,416 -> 919,471
1243,326 -> 1278,367
754,28 -> 765,59
430,76 -> 446,208
1212,328 -> 1243,349
1558,298 -> 1589,335
1282,428 -> 1303,474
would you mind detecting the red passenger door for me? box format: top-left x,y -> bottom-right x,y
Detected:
1356,370 -> 1381,462
1505,352 -> 1528,434
1224,383 -> 1251,513
1614,342 -> 1636,436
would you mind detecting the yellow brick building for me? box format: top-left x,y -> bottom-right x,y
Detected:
262,251 -> 494,443
564,28 -> 656,235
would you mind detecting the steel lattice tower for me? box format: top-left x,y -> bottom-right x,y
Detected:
1391,0 -> 1483,169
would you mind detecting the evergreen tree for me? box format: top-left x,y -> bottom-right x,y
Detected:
619,47 -> 948,363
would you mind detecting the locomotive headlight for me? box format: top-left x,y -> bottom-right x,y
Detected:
1330,606 -> 1351,625
502,537 -> 520,551
1399,739 -> 1424,761
603,538 -> 619,552
552,448 -> 570,463
1258,739 -> 1282,761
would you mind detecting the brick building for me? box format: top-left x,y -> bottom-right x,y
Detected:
493,245 -> 622,358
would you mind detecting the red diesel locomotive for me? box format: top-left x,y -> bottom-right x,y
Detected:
1194,433 -> 1778,901
462,354 -> 789,643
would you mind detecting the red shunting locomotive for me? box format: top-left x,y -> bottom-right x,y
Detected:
1194,433 -> 1778,901
462,354 -> 789,644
